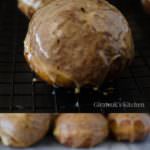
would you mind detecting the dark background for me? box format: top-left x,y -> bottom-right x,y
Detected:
0,0 -> 150,112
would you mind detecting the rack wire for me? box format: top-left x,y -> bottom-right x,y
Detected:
0,0 -> 150,112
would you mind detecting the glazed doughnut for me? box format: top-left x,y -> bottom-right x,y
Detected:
0,113 -> 51,148
53,113 -> 108,148
18,0 -> 54,18
108,113 -> 150,142
24,0 -> 134,88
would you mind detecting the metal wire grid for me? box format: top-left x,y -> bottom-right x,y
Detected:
0,0 -> 150,112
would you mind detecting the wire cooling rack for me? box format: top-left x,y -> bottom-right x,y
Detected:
0,0 -> 150,112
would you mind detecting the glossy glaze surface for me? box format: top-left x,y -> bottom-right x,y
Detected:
0,114 -> 51,148
54,113 -> 108,148
108,113 -> 150,142
24,0 -> 134,87
18,0 -> 53,17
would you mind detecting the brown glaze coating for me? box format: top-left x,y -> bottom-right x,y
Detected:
24,0 -> 134,88
53,114 -> 108,148
108,113 -> 150,142
18,0 -> 54,18
142,0 -> 150,14
0,114 -> 51,148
